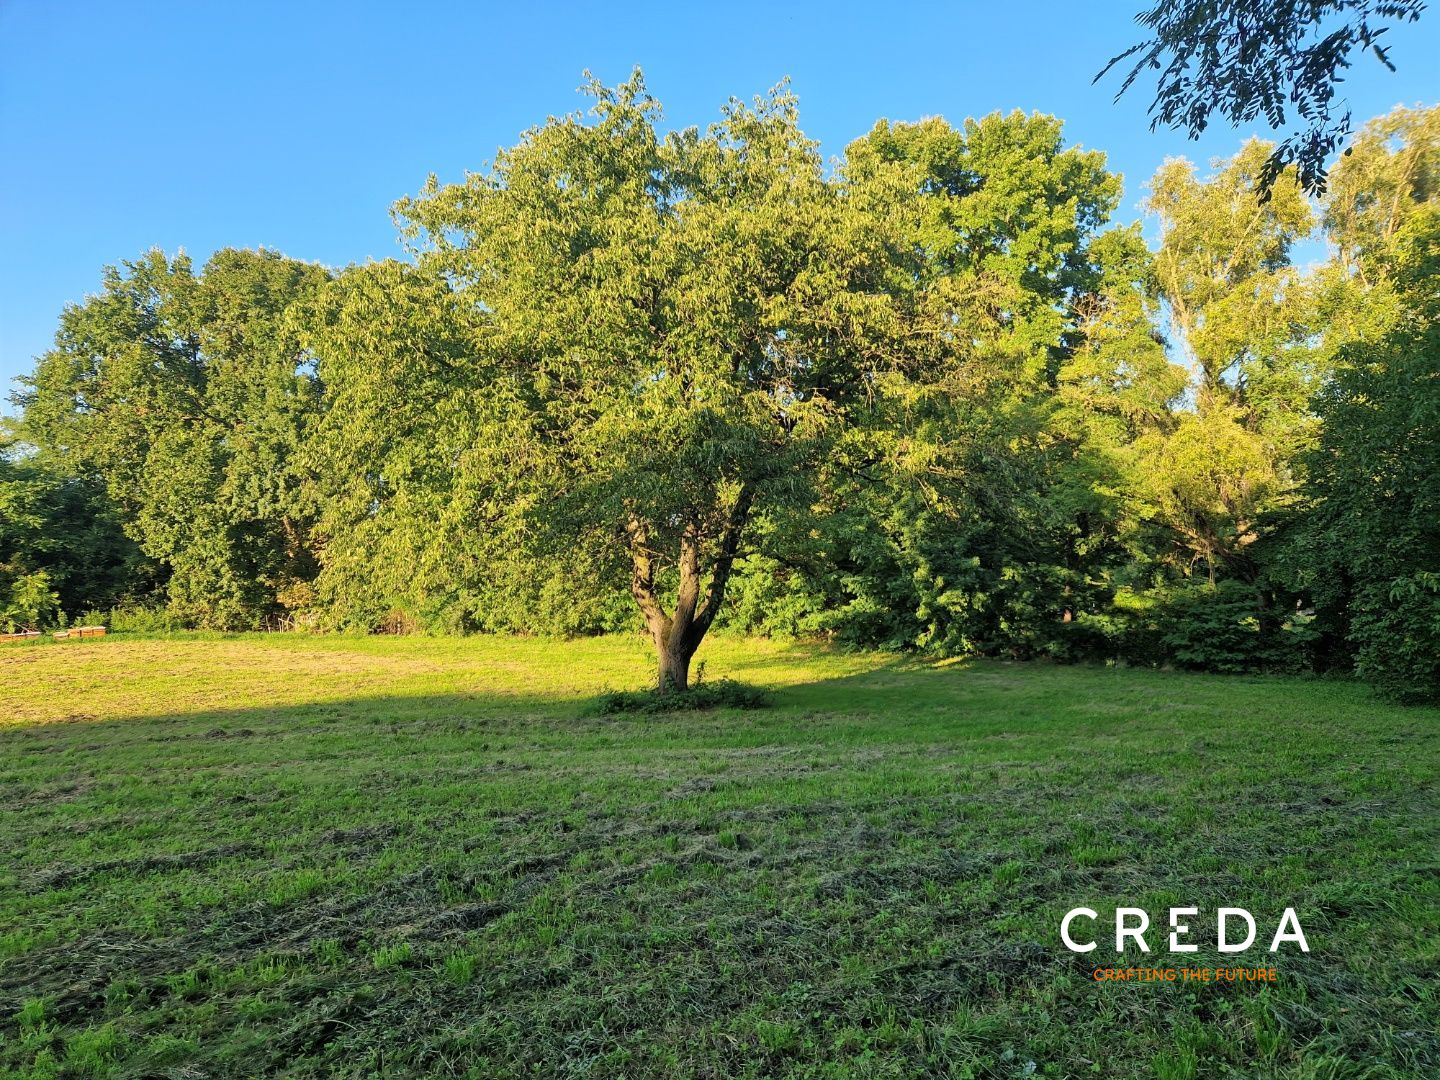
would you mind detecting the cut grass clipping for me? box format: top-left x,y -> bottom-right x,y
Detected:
2,633 -> 1437,1078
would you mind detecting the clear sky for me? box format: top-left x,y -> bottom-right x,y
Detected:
3,1 -> 1437,406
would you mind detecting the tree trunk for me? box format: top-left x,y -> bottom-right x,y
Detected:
656,631 -> 693,694
625,486 -> 754,697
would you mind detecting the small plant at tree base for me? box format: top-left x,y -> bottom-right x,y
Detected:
592,679 -> 772,715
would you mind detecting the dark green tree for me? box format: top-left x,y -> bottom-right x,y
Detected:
0,433 -> 152,628
1294,207 -> 1440,700
16,248 -> 330,628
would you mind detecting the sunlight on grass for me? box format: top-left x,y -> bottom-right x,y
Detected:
2,634 -> 1436,1076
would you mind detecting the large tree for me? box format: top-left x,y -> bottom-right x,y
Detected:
383,72 -> 990,690
1137,143 -> 1314,583
1295,206 -> 1440,699
15,248 -> 330,627
729,112 -> 1186,656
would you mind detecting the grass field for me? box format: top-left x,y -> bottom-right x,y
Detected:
1,634 -> 1437,1078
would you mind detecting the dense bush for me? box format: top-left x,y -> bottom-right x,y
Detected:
0,570 -> 58,633
1350,576 -> 1440,704
1290,211 -> 1440,701
102,602 -> 186,635
1155,582 -> 1310,673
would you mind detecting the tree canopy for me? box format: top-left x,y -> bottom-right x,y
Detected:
10,78 -> 1439,701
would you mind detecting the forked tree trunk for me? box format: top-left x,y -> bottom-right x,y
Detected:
626,487 -> 753,696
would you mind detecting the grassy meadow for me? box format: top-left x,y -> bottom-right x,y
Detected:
1,634 -> 1437,1078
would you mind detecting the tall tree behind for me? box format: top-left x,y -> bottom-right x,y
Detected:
1138,142 -> 1314,583
291,260 -> 619,635
15,248 -> 330,628
1324,104 -> 1440,280
1288,105 -> 1440,695
1297,206 -> 1440,700
739,113 -> 1188,655
0,432 -> 152,626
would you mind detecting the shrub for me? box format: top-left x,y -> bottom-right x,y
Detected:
0,570 -> 59,632
105,602 -> 184,634
1350,574 -> 1440,703
1157,581 -> 1272,673
592,679 -> 772,715
1086,582 -> 1315,673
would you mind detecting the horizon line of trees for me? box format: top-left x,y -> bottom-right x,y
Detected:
3,76 -> 1437,700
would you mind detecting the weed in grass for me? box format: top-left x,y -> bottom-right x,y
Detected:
443,951 -> 478,986
993,859 -> 1025,885
14,997 -> 49,1030
755,1019 -> 804,1054
1152,1045 -> 1199,1080
311,937 -> 345,966
62,1022 -> 131,1072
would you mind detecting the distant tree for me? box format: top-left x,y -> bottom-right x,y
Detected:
0,433 -> 151,622
1136,142 -> 1313,582
1100,0 -> 1427,196
15,248 -> 330,628
1323,103 -> 1440,280
1302,105 -> 1440,408
849,111 -> 1122,380
1145,141 -> 1315,427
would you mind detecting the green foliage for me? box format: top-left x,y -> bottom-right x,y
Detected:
1155,581 -> 1295,674
1101,0 -> 1427,195
103,600 -> 185,635
0,436 -> 151,623
1057,581 -> 1316,674
0,569 -> 59,633
1294,207 -> 1440,701
593,678 -> 772,714
335,72 -> 1066,687
15,248 -> 330,630
8,78 -> 1437,701
1324,105 -> 1440,277
1349,575 -> 1440,703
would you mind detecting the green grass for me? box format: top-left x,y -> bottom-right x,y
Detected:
1,633 -> 1436,1078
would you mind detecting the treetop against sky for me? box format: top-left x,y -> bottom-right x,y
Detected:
2,1 -> 1437,402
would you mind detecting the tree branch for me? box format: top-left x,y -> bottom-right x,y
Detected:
694,484 -> 755,638
625,515 -> 668,634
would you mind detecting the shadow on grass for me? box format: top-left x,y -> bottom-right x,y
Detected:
2,649 -> 1437,1077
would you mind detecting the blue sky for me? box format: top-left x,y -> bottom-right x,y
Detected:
3,1 -> 1437,405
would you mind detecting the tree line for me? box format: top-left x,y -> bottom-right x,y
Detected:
3,75 -> 1437,699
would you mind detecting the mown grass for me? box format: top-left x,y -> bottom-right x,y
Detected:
0,633 -> 1436,1078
